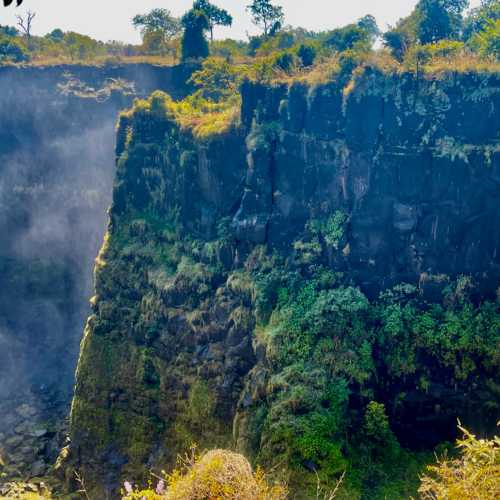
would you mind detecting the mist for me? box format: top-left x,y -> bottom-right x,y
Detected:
0,70 -> 117,478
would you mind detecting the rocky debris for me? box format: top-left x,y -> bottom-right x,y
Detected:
0,387 -> 69,486
0,480 -> 52,499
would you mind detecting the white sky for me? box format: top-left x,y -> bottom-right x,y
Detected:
0,0 -> 482,43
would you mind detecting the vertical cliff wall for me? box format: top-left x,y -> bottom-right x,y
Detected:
68,69 -> 499,498
0,64 -> 191,481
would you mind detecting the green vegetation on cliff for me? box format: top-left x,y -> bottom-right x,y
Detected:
67,64 -> 500,498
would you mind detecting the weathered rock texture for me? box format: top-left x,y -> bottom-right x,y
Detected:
68,69 -> 499,497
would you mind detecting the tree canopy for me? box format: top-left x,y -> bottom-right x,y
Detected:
247,0 -> 284,36
132,8 -> 181,43
193,0 -> 232,41
181,9 -> 210,61
417,0 -> 469,44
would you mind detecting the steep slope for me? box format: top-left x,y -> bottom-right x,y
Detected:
68,69 -> 499,498
0,64 -> 191,480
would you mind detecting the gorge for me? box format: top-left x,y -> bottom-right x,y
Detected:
0,62 -> 499,499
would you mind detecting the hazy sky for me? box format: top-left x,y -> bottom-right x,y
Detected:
0,0 -> 482,43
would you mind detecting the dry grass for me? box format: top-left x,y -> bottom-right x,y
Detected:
171,100 -> 241,139
164,449 -> 287,500
5,54 -> 178,68
122,448 -> 288,500
131,91 -> 241,140
417,54 -> 500,75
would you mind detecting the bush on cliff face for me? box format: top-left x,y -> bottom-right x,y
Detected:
247,261 -> 500,497
122,449 -> 287,500
125,88 -> 240,140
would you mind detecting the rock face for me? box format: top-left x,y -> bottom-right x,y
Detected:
0,64 -> 191,482
236,72 -> 500,295
68,69 -> 499,497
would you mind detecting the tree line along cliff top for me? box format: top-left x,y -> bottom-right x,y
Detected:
0,0 -> 499,72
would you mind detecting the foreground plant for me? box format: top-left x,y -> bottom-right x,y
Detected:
122,448 -> 287,500
419,423 -> 500,499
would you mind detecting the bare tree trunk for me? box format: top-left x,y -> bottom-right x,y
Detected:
16,10 -> 36,38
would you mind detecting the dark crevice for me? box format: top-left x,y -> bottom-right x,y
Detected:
265,136 -> 278,244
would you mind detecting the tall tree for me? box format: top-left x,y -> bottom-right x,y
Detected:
417,0 -> 469,44
358,14 -> 381,43
247,0 -> 284,36
16,10 -> 35,38
181,9 -> 210,61
193,0 -> 232,42
132,8 -> 181,44
384,7 -> 421,60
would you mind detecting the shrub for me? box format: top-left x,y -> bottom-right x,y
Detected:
362,402 -> 400,460
189,57 -> 245,101
0,35 -> 29,63
419,423 -> 500,499
274,51 -> 297,72
406,39 -> 465,66
123,449 -> 287,499
326,24 -> 371,53
297,43 -> 317,67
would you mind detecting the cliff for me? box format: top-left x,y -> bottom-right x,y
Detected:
68,68 -> 500,498
0,63 -> 191,481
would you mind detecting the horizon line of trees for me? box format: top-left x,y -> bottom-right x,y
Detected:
0,0 -> 498,64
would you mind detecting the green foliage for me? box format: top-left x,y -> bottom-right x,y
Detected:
273,50 -> 297,72
181,9 -> 210,61
189,57 -> 244,101
326,23 -> 372,53
186,380 -> 215,429
131,86 -> 240,139
0,34 -> 29,62
471,19 -> 500,59
362,402 -> 400,459
251,261 -> 499,496
132,8 -> 181,43
384,13 -> 419,61
46,28 -> 64,42
63,31 -> 102,60
417,0 -> 469,44
357,14 -> 381,43
210,38 -> 247,59
0,25 -> 18,37
193,0 -> 233,41
296,43 -> 317,67
463,0 -> 500,40
307,211 -> 348,250
246,0 -> 284,36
